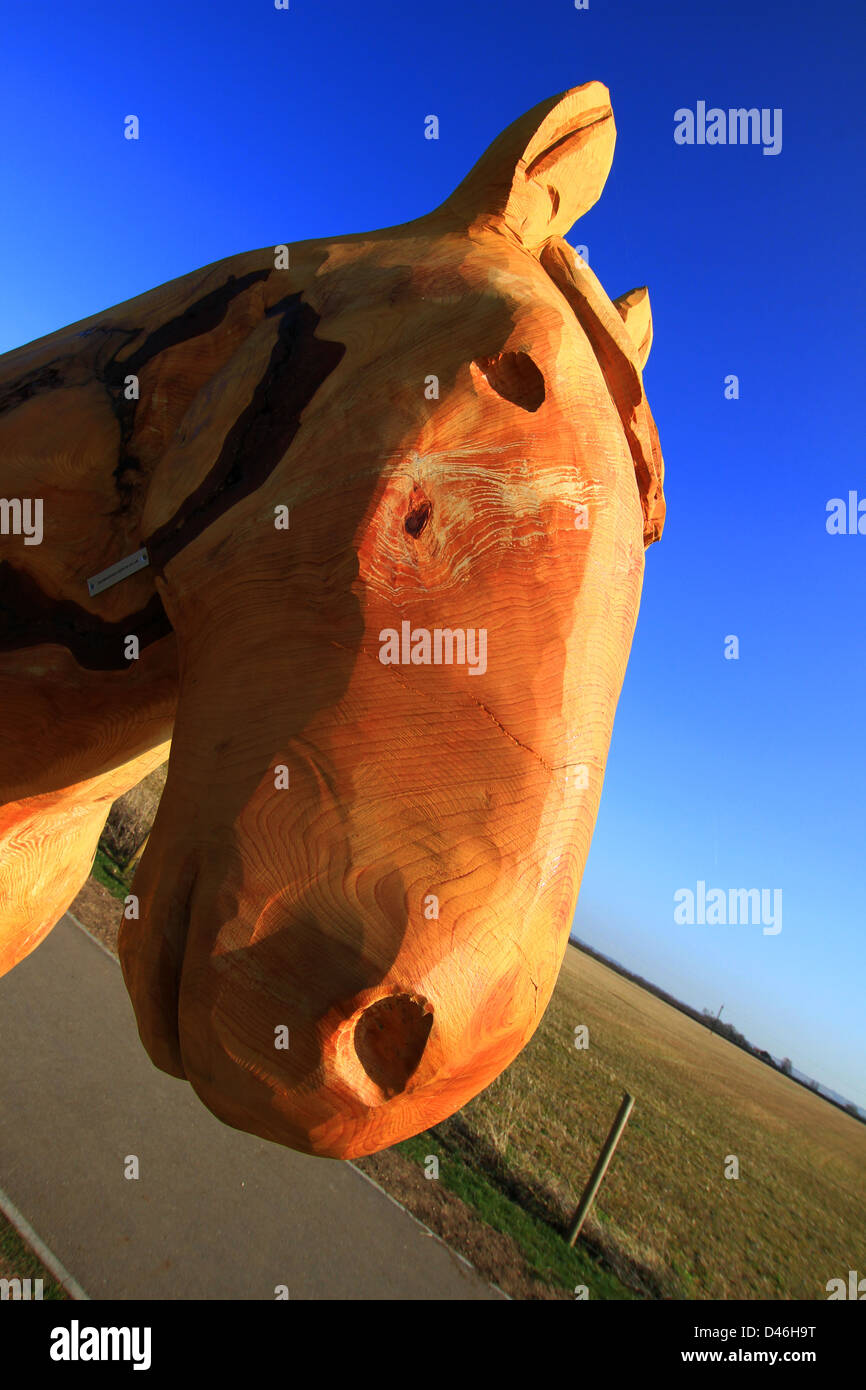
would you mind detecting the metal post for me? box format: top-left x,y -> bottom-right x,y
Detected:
567,1092 -> 634,1247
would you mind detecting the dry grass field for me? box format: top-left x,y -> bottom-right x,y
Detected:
449,942 -> 866,1299
79,771 -> 865,1299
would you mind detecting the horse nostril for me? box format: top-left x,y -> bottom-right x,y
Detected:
353,994 -> 433,1097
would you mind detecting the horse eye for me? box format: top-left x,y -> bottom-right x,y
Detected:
405,499 -> 432,537
472,350 -> 545,412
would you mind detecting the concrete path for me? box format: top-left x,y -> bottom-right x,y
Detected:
0,915 -> 500,1300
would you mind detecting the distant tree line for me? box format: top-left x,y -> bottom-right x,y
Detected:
701,1008 -> 752,1051
569,936 -> 865,1126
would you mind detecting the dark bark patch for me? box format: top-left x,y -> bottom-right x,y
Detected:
145,293 -> 346,572
0,563 -> 171,671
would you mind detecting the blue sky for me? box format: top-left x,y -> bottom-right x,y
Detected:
2,1 -> 864,1106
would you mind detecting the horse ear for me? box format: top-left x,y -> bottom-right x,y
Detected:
613,286 -> 653,368
437,82 -> 616,252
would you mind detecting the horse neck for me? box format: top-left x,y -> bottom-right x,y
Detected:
0,255 -> 284,798
0,339 -> 178,801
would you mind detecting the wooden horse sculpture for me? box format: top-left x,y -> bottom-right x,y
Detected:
0,82 -> 665,1159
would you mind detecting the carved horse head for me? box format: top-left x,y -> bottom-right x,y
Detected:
0,82 -> 664,1159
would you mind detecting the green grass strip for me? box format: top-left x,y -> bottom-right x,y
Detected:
397,1133 -> 636,1299
90,847 -> 130,902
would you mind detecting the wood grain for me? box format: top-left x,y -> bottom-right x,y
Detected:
0,81 -> 665,1158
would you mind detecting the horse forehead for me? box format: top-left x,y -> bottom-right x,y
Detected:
310,232 -> 554,341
